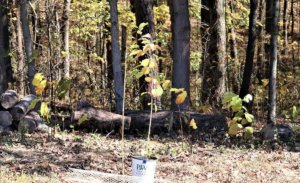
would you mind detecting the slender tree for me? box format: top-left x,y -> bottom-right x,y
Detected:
201,0 -> 226,107
169,0 -> 190,110
131,0 -> 155,109
20,0 -> 36,94
0,0 -> 12,94
268,0 -> 280,125
109,0 -> 124,113
62,0 -> 71,79
239,0 -> 258,99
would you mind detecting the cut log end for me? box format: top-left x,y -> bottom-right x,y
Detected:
0,90 -> 19,109
0,111 -> 13,128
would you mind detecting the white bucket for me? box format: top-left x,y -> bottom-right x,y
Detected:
132,156 -> 157,183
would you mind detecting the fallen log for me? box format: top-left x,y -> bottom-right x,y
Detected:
18,116 -> 37,133
125,111 -> 174,134
11,94 -> 37,121
71,107 -> 131,132
18,111 -> 49,134
125,110 -> 227,134
0,111 -> 13,127
0,90 -> 19,109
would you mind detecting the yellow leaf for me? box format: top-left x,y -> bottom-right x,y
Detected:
228,122 -> 243,136
142,67 -> 150,75
162,80 -> 170,89
149,60 -> 157,68
145,77 -> 152,82
175,91 -> 187,105
262,79 -> 269,87
32,73 -> 44,86
170,88 -> 185,93
141,59 -> 150,67
189,118 -> 197,130
40,102 -> 49,118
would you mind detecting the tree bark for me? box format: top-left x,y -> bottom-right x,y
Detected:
132,0 -> 155,109
15,4 -> 25,94
0,0 -> 12,95
256,0 -> 265,83
71,107 -> 131,132
239,0 -> 258,99
268,0 -> 280,125
201,0 -> 226,107
19,0 -> 36,94
109,0 -> 124,114
62,0 -> 71,79
169,0 -> 191,110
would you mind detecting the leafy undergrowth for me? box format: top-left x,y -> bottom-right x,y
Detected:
0,132 -> 300,183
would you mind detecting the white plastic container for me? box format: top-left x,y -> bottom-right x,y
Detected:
132,156 -> 157,183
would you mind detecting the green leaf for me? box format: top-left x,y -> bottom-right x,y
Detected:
135,71 -> 144,79
57,79 -> 72,98
232,116 -> 242,122
245,112 -> 254,122
291,106 -> 298,122
222,92 -> 237,104
79,114 -> 89,125
29,99 -> 40,110
244,126 -> 254,135
230,96 -> 243,112
243,94 -> 253,103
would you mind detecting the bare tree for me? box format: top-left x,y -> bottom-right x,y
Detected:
169,0 -> 190,110
201,0 -> 226,107
19,0 -> 36,94
268,0 -> 280,125
62,0 -> 71,79
239,0 -> 258,99
109,0 -> 124,113
0,0 -> 12,94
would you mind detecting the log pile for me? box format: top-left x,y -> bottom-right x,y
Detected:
0,90 -> 49,135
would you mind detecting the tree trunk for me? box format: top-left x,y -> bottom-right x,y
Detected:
16,4 -> 25,94
19,0 -> 36,94
62,0 -> 71,79
268,0 -> 280,125
0,1 -> 12,95
201,0 -> 226,107
282,0 -> 288,57
109,0 -> 124,114
239,0 -> 258,99
168,0 -> 191,110
132,0 -> 155,109
256,0 -> 265,83
228,0 -> 240,94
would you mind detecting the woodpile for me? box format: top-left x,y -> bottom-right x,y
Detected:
0,90 -> 49,135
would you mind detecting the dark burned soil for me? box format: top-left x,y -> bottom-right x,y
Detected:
0,132 -> 300,183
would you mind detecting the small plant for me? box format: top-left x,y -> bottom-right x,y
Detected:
222,92 -> 255,138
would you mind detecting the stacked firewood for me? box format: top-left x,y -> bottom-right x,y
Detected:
0,90 -> 49,135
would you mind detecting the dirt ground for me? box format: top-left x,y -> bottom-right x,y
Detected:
0,131 -> 300,183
